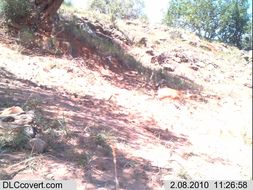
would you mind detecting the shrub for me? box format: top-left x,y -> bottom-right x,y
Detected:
88,0 -> 145,20
0,0 -> 32,25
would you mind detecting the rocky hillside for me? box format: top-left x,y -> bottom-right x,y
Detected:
0,8 -> 252,190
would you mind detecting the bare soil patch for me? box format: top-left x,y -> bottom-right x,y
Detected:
0,21 -> 252,190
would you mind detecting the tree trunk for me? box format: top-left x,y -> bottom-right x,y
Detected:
32,0 -> 64,31
36,0 -> 64,21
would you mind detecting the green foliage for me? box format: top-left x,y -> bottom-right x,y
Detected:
241,20 -> 252,50
78,152 -> 93,166
18,27 -> 36,47
87,0 -> 145,20
165,0 -> 220,38
92,130 -> 113,155
0,130 -> 29,150
164,0 -> 251,49
218,0 -> 250,48
63,0 -> 72,7
0,0 -> 32,24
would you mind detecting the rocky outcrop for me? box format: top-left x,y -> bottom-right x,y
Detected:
0,106 -> 46,153
0,107 -> 34,133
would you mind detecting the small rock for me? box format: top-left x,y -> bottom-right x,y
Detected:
196,61 -> 206,68
163,64 -> 176,72
45,173 -> 55,180
28,138 -> 47,153
2,116 -> 15,122
146,50 -> 155,56
151,56 -> 158,63
190,66 -> 199,71
1,106 -> 24,116
137,37 -> 148,47
243,83 -> 252,88
169,30 -> 182,39
156,53 -> 168,64
172,57 -> 181,63
189,41 -> 199,47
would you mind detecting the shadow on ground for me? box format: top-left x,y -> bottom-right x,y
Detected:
0,67 -> 190,189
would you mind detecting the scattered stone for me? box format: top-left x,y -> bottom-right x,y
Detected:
242,50 -> 252,62
45,173 -> 55,180
151,50 -> 200,66
243,83 -> 252,88
163,64 -> 176,72
151,56 -> 157,64
137,37 -> 148,47
190,66 -> 199,71
189,41 -> 199,47
156,53 -> 167,64
173,57 -> 181,63
0,110 -> 34,132
200,43 -> 219,52
169,30 -> 182,39
195,61 -> 206,68
159,38 -> 167,42
146,50 -> 155,56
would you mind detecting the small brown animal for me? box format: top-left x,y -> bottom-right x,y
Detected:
0,106 -> 24,116
154,79 -> 182,100
157,87 -> 181,100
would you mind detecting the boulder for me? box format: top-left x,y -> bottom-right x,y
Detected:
0,110 -> 35,132
163,64 -> 176,72
0,106 -> 24,116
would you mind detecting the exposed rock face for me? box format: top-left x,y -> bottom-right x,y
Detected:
151,50 -> 201,65
0,106 -> 39,149
0,106 -> 35,133
0,106 -> 24,116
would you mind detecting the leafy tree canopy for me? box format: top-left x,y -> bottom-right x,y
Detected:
87,0 -> 145,20
164,0 -> 251,49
